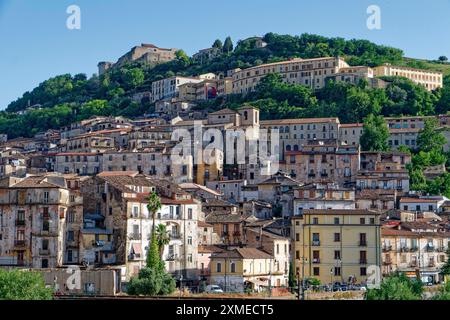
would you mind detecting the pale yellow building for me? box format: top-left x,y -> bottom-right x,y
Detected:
232,56 -> 349,94
373,64 -> 443,91
291,209 -> 381,285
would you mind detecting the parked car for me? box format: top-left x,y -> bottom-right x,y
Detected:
205,285 -> 224,293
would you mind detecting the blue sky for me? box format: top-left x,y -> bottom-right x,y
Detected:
0,0 -> 449,109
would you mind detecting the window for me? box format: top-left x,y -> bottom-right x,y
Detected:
41,259 -> 48,268
313,267 -> 320,276
334,217 -> 340,225
132,206 -> 139,218
370,218 -> 375,224
67,231 -> 74,241
334,233 -> 341,242
43,191 -> 49,203
360,267 -> 367,276
230,262 -> 236,273
312,217 -> 319,224
360,217 -> 365,225
334,267 -> 341,276
187,236 -> 193,245
187,254 -> 193,263
295,233 -> 300,241
188,208 -> 193,220
216,262 -> 222,272
334,250 -> 341,260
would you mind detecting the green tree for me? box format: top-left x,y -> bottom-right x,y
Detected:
439,247 -> 450,277
122,68 -> 145,89
147,192 -> 162,237
288,262 -> 296,290
360,114 -> 390,151
438,56 -> 448,62
0,269 -> 53,300
155,223 -> 170,258
366,272 -> 423,300
212,39 -> 223,49
433,282 -> 450,300
175,50 -> 190,66
417,118 -> 446,152
223,36 -> 233,54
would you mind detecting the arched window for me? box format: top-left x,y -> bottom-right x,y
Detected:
285,126 -> 290,132
244,111 -> 248,120
293,145 -> 299,151
230,262 -> 236,273
286,145 -> 292,151
217,262 -> 222,272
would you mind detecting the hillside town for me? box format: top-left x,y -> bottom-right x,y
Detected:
1,41 -> 450,298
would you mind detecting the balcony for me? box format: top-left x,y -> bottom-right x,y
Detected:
222,231 -> 229,238
359,241 -> 367,247
426,245 -> 435,252
66,240 -> 79,248
399,247 -> 409,252
233,231 -> 241,237
169,233 -> 181,240
39,249 -> 49,255
128,233 -> 142,240
129,253 -> 142,261
312,240 -> 320,246
15,219 -> 26,226
14,240 -> 26,247
382,245 -> 392,252
320,173 -> 328,178
436,247 -> 446,253
409,261 -> 418,268
429,261 -> 436,267
410,246 -> 418,252
165,254 -> 178,261
308,173 -> 316,178
159,214 -> 180,220
383,260 -> 392,265
312,258 -> 320,264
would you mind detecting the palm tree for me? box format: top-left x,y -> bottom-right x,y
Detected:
147,191 -> 162,238
155,224 -> 170,258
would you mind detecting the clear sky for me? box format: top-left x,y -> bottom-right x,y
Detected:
1,0 -> 449,109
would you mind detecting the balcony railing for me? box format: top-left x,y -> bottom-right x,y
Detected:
359,241 -> 367,247
312,240 -> 320,246
14,240 -> 26,247
129,233 -> 142,240
382,245 -> 392,252
169,233 -> 181,240
409,262 -> 418,267
426,246 -> 435,252
383,260 -> 392,265
129,253 -> 142,261
15,220 -> 26,226
436,247 -> 446,252
399,247 -> 409,252
165,254 -> 178,261
39,249 -> 49,255
312,258 -> 320,264
359,259 -> 368,265
410,246 -> 418,252
233,231 -> 241,237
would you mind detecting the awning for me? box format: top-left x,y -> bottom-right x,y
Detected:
132,243 -> 142,255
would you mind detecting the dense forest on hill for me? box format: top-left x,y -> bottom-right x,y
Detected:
2,32 -> 450,138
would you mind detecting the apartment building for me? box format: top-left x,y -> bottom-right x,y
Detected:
127,126 -> 172,150
260,117 -> 340,160
152,76 -> 205,103
373,64 -> 443,91
399,196 -> 448,213
339,123 -> 363,146
293,183 -> 356,215
357,151 -> 411,194
282,140 -> 360,186
381,221 -> 450,283
0,175 -> 71,268
62,133 -> 115,153
55,152 -> 102,175
356,189 -> 397,212
81,172 -> 201,283
209,247 -> 287,292
232,56 -> 349,94
102,149 -> 193,184
291,209 -> 381,286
